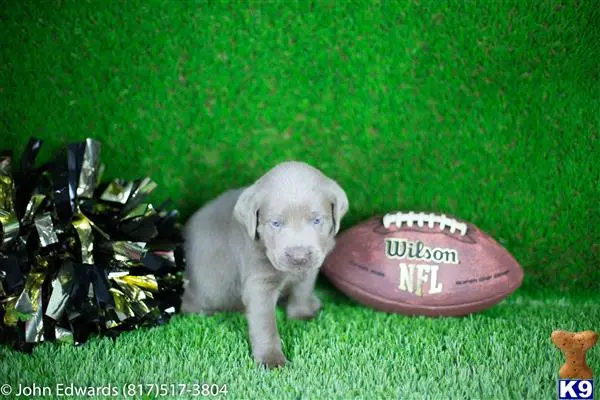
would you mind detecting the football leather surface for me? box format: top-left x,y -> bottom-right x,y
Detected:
322,212 -> 524,316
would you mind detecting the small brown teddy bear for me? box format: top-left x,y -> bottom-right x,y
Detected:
551,330 -> 598,379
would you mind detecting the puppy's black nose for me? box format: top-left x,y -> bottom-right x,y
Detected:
285,247 -> 312,265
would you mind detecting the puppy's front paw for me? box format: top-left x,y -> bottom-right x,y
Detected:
256,349 -> 288,368
286,294 -> 321,320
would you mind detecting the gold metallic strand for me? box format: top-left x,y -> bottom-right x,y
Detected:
35,255 -> 50,270
2,296 -> 19,326
111,241 -> 147,262
127,177 -> 157,204
0,156 -> 19,247
113,278 -> 149,302
15,272 -> 44,314
100,179 -> 134,204
110,273 -> 156,318
22,193 -> 46,226
120,274 -> 158,292
109,288 -> 135,321
105,319 -> 120,329
72,213 -> 94,264
123,203 -> 156,220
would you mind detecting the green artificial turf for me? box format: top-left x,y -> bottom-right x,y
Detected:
1,0 -> 599,398
0,282 -> 599,399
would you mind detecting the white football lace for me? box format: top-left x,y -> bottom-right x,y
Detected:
382,212 -> 468,236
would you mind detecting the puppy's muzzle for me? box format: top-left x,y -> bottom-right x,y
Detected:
284,246 -> 313,266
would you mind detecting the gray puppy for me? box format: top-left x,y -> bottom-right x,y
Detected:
181,161 -> 348,368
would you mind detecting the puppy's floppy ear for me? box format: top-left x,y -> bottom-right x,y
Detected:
233,185 -> 261,240
325,178 -> 349,235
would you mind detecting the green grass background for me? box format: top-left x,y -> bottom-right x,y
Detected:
1,0 -> 599,398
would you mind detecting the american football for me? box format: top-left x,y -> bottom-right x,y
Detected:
322,212 -> 524,316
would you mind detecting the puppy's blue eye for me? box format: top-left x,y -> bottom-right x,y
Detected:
270,220 -> 282,228
312,217 -> 322,225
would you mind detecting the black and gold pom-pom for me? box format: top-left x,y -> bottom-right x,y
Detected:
0,138 -> 185,352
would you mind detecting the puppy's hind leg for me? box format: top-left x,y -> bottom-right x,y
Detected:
180,283 -> 217,316
181,305 -> 218,316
